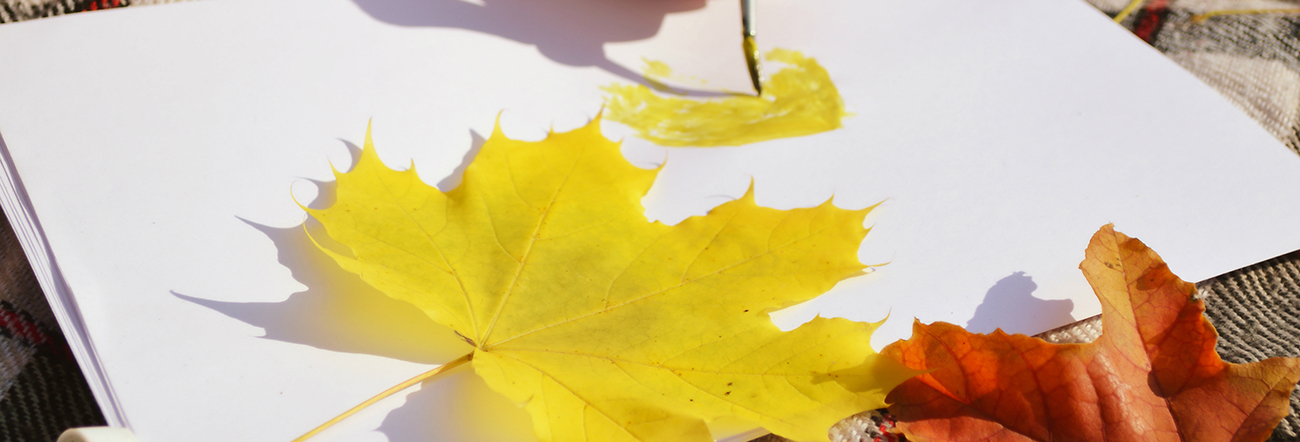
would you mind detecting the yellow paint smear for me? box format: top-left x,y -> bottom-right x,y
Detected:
642,60 -> 675,79
603,49 -> 847,147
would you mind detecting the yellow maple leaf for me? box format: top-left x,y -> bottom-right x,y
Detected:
301,115 -> 916,441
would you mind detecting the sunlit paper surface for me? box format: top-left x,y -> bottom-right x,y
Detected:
1,0 -> 1300,441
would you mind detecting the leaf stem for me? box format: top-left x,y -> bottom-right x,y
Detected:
1113,0 -> 1145,23
1190,8 -> 1300,23
290,352 -> 474,442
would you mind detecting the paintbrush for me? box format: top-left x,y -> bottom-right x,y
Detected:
742,0 -> 762,96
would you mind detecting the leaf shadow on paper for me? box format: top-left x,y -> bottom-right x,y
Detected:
174,132 -> 534,442
351,0 -> 731,97
964,271 -> 1075,335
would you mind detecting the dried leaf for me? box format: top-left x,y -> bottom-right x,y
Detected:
882,224 -> 1300,442
304,116 -> 918,441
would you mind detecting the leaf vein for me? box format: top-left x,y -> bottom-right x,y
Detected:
500,352 -> 650,442
679,207 -> 744,284
474,184 -> 524,264
371,167 -> 480,337
491,214 -> 863,348
482,144 -> 590,344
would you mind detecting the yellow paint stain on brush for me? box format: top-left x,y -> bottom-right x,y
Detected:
602,49 -> 846,147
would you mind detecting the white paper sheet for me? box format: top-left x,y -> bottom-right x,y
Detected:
2,0 -> 1300,441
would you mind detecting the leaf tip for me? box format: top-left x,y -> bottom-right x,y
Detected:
574,111 -> 609,141
867,308 -> 892,328
351,120 -> 389,174
364,119 -> 374,151
288,180 -> 318,214
491,111 -> 507,141
741,178 -> 757,203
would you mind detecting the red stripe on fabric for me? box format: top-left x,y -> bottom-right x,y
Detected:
1133,0 -> 1170,43
0,308 -> 50,346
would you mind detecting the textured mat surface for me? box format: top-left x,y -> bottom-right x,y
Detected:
0,220 -> 103,441
2,1 -> 1299,441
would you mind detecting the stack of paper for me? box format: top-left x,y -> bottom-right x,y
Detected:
2,0 -> 1299,440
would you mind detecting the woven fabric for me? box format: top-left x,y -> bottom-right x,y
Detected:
1,0 -> 123,22
2,1 -> 1300,441
0,0 -> 182,22
1095,0 -> 1300,156
0,219 -> 103,441
1080,2 -> 1300,439
1197,253 -> 1300,439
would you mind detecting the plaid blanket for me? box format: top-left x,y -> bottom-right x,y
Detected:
1,1 -> 1298,441
0,220 -> 102,441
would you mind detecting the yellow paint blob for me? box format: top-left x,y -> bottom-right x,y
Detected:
642,60 -> 675,79
602,49 -> 847,147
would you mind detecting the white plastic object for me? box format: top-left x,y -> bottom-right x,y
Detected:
57,427 -> 141,442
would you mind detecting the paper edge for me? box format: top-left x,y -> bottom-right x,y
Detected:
0,133 -> 130,428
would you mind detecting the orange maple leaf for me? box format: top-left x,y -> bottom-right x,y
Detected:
881,224 -> 1300,442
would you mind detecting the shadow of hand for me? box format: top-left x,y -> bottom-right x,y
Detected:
352,0 -> 708,82
965,271 -> 1075,335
